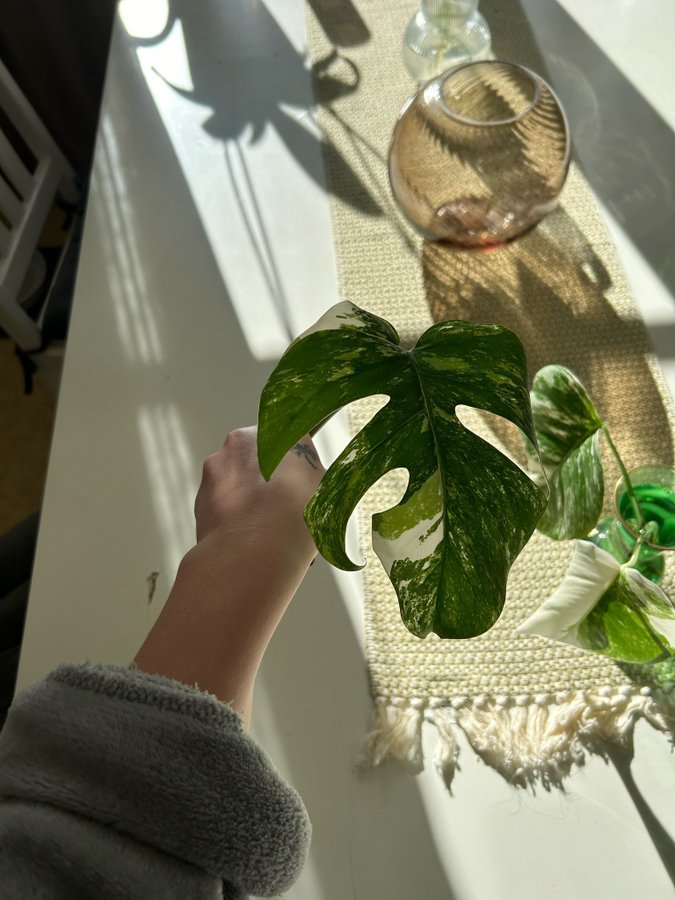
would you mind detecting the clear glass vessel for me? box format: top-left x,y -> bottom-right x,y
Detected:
388,60 -> 571,247
403,1 -> 492,84
586,465 -> 675,583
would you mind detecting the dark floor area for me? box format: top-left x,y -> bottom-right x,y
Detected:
0,1 -> 117,723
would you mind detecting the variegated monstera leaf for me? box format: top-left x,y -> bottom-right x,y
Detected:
517,541 -> 675,663
258,301 -> 547,639
528,365 -> 604,540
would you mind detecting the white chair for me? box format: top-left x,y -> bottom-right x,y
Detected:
0,57 -> 79,351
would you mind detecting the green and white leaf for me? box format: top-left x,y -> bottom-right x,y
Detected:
258,301 -> 547,639
529,365 -> 605,540
517,541 -> 675,663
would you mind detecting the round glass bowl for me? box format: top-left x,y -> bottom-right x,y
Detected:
388,60 -> 571,247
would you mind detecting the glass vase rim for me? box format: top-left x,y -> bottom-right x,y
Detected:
436,60 -> 542,128
613,463 -> 675,552
422,0 -> 480,11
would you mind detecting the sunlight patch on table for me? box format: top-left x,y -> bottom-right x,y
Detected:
95,114 -> 164,366
137,402 -> 198,575
250,679 -> 328,900
118,0 -> 169,39
132,16 -> 293,359
123,2 -> 337,359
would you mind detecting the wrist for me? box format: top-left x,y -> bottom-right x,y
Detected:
133,532 -> 313,725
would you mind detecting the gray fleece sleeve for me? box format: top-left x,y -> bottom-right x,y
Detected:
0,663 -> 311,899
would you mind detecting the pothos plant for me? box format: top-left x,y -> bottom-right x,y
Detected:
257,301 -> 675,662
518,365 -> 675,664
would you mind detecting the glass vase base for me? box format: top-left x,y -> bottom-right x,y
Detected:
584,516 -> 665,584
403,10 -> 492,83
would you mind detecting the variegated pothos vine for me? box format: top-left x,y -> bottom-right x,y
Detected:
522,364 -> 675,663
527,365 -> 604,540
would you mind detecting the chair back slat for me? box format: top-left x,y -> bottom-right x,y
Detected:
0,57 -> 78,350
0,218 -> 11,255
0,129 -> 33,199
0,58 -> 54,162
0,169 -> 22,228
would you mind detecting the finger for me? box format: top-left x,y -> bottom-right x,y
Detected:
215,426 -> 264,482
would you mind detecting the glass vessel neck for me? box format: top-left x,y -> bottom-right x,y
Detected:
422,0 -> 479,20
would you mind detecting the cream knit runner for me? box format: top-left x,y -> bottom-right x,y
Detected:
306,0 -> 675,785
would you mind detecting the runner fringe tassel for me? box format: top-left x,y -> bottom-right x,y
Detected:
357,690 -> 675,790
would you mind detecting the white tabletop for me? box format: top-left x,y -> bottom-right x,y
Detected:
18,2 -> 675,898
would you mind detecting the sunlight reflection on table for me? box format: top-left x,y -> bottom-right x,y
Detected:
120,0 -> 337,359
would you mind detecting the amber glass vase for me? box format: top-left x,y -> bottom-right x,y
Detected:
389,60 -> 570,246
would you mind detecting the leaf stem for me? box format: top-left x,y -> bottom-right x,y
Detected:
601,425 -> 645,530
625,530 -> 647,570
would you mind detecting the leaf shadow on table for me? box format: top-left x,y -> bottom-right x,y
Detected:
421,207 -> 675,864
601,740 -> 675,889
130,0 -> 381,219
306,0 -> 370,48
422,204 -> 674,474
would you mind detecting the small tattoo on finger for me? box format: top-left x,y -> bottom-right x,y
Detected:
292,442 -> 319,469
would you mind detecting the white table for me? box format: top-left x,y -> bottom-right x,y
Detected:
18,2 -> 675,898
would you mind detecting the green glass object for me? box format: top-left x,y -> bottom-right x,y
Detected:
586,516 -> 664,583
586,465 -> 675,583
617,481 -> 675,548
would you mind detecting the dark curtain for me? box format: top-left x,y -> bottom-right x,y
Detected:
0,0 -> 117,180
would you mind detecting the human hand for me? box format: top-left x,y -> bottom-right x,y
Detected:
194,425 -> 325,577
134,426 -> 325,724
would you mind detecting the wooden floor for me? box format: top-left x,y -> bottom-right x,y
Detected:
0,341 -> 55,534
0,4 -> 113,541
0,203 -> 71,535
0,299 -> 55,729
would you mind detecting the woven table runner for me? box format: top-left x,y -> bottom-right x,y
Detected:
306,0 -> 675,786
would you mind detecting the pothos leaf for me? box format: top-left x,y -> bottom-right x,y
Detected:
516,540 -> 675,663
258,301 -> 547,639
528,365 -> 604,540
